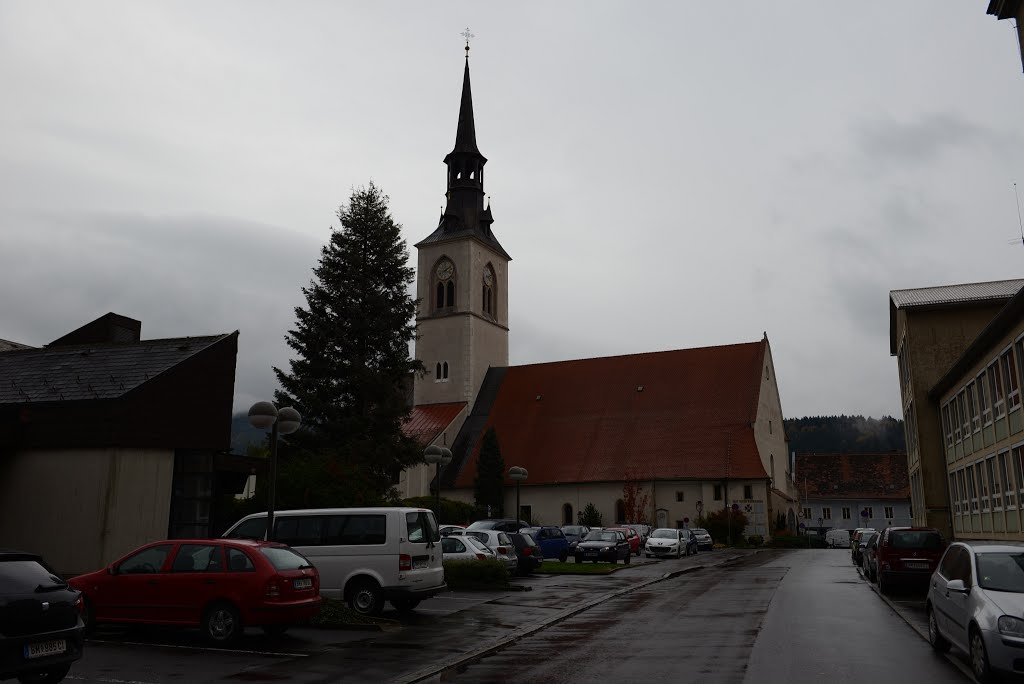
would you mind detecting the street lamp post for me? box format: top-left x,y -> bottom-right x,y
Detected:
248,401 -> 302,541
424,445 -> 453,517
509,466 -> 528,523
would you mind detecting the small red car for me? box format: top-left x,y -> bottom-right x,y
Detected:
69,539 -> 321,642
609,527 -> 642,556
874,526 -> 946,595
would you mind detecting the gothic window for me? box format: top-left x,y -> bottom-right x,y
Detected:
562,503 -> 573,525
482,264 -> 496,318
435,363 -> 442,381
442,362 -> 449,380
433,258 -> 456,312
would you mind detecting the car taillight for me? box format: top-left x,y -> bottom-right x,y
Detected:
399,554 -> 412,571
522,547 -> 533,556
73,596 -> 83,614
497,547 -> 508,555
265,576 -> 284,600
475,553 -> 486,560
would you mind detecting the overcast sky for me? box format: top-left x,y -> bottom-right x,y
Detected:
2,2 -> 1023,419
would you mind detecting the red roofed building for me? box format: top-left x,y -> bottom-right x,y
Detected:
794,452 -> 912,533
400,52 -> 798,537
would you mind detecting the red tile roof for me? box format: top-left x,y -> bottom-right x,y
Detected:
452,341 -> 770,487
795,452 -> 910,500
402,402 -> 467,446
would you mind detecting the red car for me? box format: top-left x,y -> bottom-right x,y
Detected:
69,539 -> 321,642
609,527 -> 642,556
874,526 -> 946,595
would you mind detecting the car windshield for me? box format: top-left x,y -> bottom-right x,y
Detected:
692,529 -> 708,535
585,531 -> 619,542
651,529 -> 678,539
976,553 -> 1024,593
563,526 -> 586,535
889,530 -> 942,550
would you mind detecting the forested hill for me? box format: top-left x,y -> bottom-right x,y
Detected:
783,415 -> 905,454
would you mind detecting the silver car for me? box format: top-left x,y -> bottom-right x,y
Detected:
927,541 -> 1024,681
691,527 -> 713,551
457,529 -> 518,572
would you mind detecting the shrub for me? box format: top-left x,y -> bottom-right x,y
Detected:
747,535 -> 764,547
443,559 -> 509,590
701,509 -> 749,546
580,502 -> 603,527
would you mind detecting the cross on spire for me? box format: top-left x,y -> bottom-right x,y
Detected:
460,27 -> 474,57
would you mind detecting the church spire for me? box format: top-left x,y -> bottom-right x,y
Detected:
450,56 -> 480,156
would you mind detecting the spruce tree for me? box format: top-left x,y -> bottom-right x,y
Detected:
474,427 -> 505,516
273,182 -> 422,505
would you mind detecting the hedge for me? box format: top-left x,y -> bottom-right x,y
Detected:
443,558 -> 510,590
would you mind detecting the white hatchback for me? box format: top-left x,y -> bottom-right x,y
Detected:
453,529 -> 518,571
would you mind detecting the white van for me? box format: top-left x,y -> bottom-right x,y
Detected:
825,528 -> 850,549
222,507 -> 445,616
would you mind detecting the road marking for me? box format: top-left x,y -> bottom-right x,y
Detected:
86,638 -> 308,658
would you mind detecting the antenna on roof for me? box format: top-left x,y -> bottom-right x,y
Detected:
1015,182 -> 1024,249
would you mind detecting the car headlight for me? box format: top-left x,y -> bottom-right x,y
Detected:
602,546 -> 614,551
999,616 -> 1024,637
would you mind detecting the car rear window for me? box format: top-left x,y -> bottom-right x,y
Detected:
0,559 -> 65,594
406,511 -> 441,543
889,531 -> 942,550
259,547 -> 312,571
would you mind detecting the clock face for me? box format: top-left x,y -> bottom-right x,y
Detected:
436,260 -> 454,280
483,268 -> 494,286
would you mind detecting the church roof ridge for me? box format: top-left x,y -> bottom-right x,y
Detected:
507,339 -> 766,370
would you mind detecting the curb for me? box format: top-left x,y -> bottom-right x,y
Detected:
393,550 -> 765,684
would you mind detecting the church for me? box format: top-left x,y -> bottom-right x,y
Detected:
400,50 -> 798,537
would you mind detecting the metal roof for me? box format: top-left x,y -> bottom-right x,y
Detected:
0,334 -> 231,403
889,279 -> 1024,309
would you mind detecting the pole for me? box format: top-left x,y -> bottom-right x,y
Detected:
267,419 -> 279,541
516,480 -> 521,523
434,462 -> 441,518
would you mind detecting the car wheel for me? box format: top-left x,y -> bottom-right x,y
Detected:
391,599 -> 421,614
609,557 -> 616,564
624,554 -> 631,565
878,572 -> 889,596
635,548 -> 640,556
970,626 -> 993,683
16,664 -> 71,684
348,579 -> 385,617
559,550 -> 568,563
202,602 -> 242,644
261,625 -> 289,637
81,594 -> 96,636
927,607 -> 951,653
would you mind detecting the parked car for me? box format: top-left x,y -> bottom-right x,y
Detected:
0,549 -> 84,684
466,519 -> 531,533
624,524 -> 652,547
609,527 -> 642,556
825,529 -> 850,549
508,533 -> 544,576
691,528 -> 713,551
560,525 -> 590,549
519,526 -> 570,562
851,528 -> 876,566
850,528 -> 875,560
645,528 -> 691,559
926,542 -> 1024,682
875,527 -> 945,595
439,525 -> 466,537
441,535 -> 493,561
574,530 -> 631,564
69,539 -> 320,643
461,530 -> 518,572
222,507 -> 445,616
861,531 -> 880,582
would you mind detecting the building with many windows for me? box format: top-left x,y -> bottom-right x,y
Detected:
932,285 -> 1024,540
795,452 -> 911,533
889,280 -> 1024,537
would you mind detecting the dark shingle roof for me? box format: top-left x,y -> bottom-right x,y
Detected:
796,452 -> 910,500
0,334 -> 231,404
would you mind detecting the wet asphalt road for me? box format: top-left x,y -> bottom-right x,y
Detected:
62,549 -> 970,683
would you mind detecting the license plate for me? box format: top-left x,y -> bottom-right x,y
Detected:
905,562 -> 929,570
584,552 -> 597,557
293,578 -> 313,589
25,639 -> 65,660
413,559 -> 428,569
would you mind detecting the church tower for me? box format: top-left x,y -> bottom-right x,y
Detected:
413,47 -> 510,411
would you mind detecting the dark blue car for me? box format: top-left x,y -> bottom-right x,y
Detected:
520,526 -> 570,562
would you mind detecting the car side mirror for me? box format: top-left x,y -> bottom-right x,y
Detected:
107,564 -> 118,576
946,579 -> 968,593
